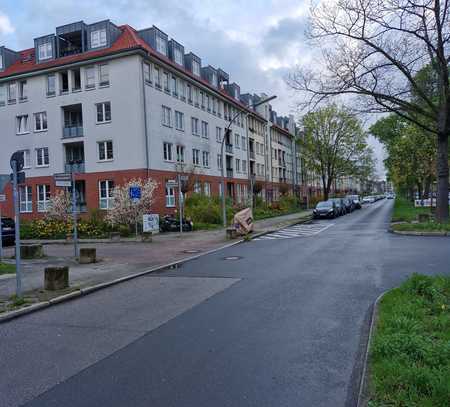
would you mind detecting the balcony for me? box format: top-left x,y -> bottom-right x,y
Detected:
249,151 -> 255,160
63,126 -> 83,138
226,169 -> 233,178
225,144 -> 233,154
65,162 -> 85,173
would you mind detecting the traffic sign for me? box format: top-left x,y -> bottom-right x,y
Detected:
129,186 -> 141,200
10,172 -> 25,184
0,194 -> 6,202
166,179 -> 178,187
10,151 -> 24,172
143,214 -> 159,233
54,173 -> 72,187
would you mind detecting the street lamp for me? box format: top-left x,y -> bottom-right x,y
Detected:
220,95 -> 277,227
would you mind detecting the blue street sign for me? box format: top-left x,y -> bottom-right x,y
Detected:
129,186 -> 141,200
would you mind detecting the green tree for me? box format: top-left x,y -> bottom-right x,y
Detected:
301,104 -> 375,200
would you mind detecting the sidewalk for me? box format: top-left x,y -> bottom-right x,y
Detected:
0,210 -> 312,301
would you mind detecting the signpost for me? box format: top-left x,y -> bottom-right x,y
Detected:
10,151 -> 24,298
0,194 -> 5,261
129,186 -> 142,237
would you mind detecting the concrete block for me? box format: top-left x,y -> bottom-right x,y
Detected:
226,228 -> 238,240
141,232 -> 153,243
44,266 -> 69,291
20,244 -> 44,259
79,248 -> 96,264
110,232 -> 121,242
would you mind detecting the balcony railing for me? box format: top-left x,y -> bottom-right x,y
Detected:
63,126 -> 84,138
65,162 -> 85,173
226,169 -> 233,178
225,144 -> 233,154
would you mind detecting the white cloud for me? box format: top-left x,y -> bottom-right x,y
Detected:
0,12 -> 14,34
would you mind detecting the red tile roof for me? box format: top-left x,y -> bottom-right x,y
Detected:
0,24 -> 291,132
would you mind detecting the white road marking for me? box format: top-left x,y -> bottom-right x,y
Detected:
254,222 -> 335,241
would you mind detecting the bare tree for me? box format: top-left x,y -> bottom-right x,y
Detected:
289,0 -> 450,221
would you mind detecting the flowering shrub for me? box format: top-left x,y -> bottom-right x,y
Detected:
21,218 -> 108,239
46,190 -> 71,222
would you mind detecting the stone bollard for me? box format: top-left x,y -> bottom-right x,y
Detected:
44,266 -> 69,291
21,244 -> 44,259
79,248 -> 96,264
141,232 -> 153,243
418,213 -> 431,223
226,228 -> 238,240
110,232 -> 121,242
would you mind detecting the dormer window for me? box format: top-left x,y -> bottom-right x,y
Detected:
38,42 -> 53,61
192,60 -> 200,77
91,29 -> 107,49
0,54 -> 3,70
174,48 -> 183,65
212,72 -> 217,86
156,35 -> 167,55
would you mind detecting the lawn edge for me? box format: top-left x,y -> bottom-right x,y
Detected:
357,290 -> 389,407
0,215 -> 311,324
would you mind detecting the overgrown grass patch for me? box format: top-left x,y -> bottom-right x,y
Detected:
391,197 -> 431,222
368,274 -> 450,406
392,221 -> 450,232
0,262 -> 15,275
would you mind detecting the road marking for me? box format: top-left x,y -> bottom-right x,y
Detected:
253,222 -> 335,241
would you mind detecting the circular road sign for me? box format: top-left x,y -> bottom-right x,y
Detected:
10,151 -> 24,172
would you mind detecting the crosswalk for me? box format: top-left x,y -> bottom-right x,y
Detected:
253,222 -> 334,241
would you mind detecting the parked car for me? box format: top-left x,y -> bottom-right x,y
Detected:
1,217 -> 15,246
347,194 -> 362,209
313,200 -> 338,219
362,196 -> 375,204
331,198 -> 346,215
343,197 -> 355,213
160,214 -> 193,232
386,193 -> 395,199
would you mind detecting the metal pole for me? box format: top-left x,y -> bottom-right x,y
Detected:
71,171 -> 78,258
221,135 -> 227,227
178,172 -> 183,233
0,205 -> 3,262
12,162 -> 22,297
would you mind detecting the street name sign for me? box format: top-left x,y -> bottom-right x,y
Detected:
0,194 -> 6,202
54,173 -> 72,187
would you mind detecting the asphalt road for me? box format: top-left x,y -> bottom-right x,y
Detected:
3,200 -> 450,407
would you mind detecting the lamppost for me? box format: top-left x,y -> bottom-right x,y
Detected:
220,95 -> 277,227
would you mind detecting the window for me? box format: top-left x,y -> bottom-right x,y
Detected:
191,117 -> 199,135
19,150 -> 30,168
204,182 -> 211,197
156,35 -> 167,55
0,85 -> 5,106
99,180 -> 114,209
200,91 -> 205,109
241,136 -> 247,150
171,76 -> 177,96
154,66 -> 161,88
235,134 -> 240,148
213,98 -> 217,114
19,80 -> 27,101
242,160 -> 247,174
202,151 -> 210,167
91,28 -> 107,48
0,54 -> 3,69
19,186 -> 32,213
187,84 -> 192,103
180,81 -> 186,100
37,185 -> 51,212
36,147 -> 49,167
163,72 -> 170,92
217,153 -> 222,170
8,82 -> 17,103
216,127 -> 222,143
38,42 -> 52,60
176,145 -> 185,163
72,69 -> 81,91
34,112 -> 47,132
47,74 -> 56,96
99,64 -> 109,86
162,105 -> 172,127
201,121 -> 209,138
206,94 -> 210,111
96,102 -> 111,123
163,142 -> 173,161
166,185 -> 175,207
98,140 -> 113,161
192,149 -> 200,165
192,60 -> 200,76
85,66 -> 95,89
175,111 -> 184,130
194,181 -> 202,194
194,87 -> 199,106
143,63 -> 152,84
16,115 -> 29,134
174,48 -> 183,65
235,158 -> 241,173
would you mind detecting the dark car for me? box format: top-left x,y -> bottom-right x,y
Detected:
1,217 -> 15,246
330,198 -> 346,216
347,195 -> 362,209
313,200 -> 338,219
343,197 -> 354,213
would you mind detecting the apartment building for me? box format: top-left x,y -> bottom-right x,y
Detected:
0,19 -> 297,219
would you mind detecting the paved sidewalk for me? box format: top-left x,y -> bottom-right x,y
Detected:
0,211 -> 311,299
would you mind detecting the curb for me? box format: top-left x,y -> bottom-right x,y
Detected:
0,214 -> 312,324
391,229 -> 448,236
357,290 -> 388,407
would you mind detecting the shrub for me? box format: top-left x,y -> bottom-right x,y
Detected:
184,194 -> 233,225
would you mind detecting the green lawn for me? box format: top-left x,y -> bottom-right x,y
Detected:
0,262 -> 15,275
391,197 -> 432,222
368,274 -> 450,406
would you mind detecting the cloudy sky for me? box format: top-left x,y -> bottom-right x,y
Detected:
0,0 -> 385,176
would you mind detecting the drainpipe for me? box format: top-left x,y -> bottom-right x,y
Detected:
141,58 -> 150,177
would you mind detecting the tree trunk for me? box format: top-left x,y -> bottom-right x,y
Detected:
435,131 -> 449,222
424,177 -> 432,199
416,182 -> 423,200
322,176 -> 329,201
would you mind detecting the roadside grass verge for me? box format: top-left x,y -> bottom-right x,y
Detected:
0,262 -> 15,275
392,221 -> 450,232
368,274 -> 450,406
391,197 -> 431,222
